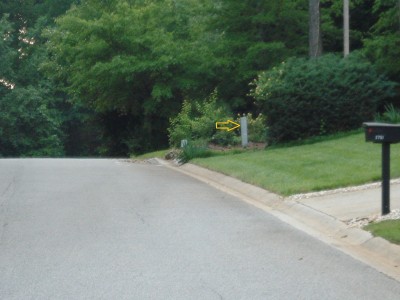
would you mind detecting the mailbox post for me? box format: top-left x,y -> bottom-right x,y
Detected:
363,122 -> 400,215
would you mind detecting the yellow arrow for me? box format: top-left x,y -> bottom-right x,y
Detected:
215,120 -> 240,131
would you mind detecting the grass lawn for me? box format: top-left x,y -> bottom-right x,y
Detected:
132,149 -> 169,160
192,131 -> 400,196
365,220 -> 400,245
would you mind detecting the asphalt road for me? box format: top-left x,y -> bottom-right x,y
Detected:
1,158 -> 400,299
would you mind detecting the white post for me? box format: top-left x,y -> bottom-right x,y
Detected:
344,0 -> 350,57
240,116 -> 248,147
180,139 -> 188,148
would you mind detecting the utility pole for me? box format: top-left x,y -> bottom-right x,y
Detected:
344,0 -> 350,57
309,0 -> 322,58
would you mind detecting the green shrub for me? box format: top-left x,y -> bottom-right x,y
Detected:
252,54 -> 397,144
169,93 -> 268,148
245,113 -> 268,143
210,130 -> 240,146
168,92 -> 238,147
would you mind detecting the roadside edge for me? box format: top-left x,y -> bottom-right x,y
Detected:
155,158 -> 400,282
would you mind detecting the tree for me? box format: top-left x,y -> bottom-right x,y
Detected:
0,0 -> 77,156
343,0 -> 350,56
319,0 -> 378,54
210,0 -> 308,109
45,0 -> 220,154
0,14 -> 65,156
364,0 -> 400,81
310,0 -> 322,57
0,15 -> 17,94
0,86 -> 64,157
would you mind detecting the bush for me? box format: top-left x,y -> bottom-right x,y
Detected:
252,54 -> 397,144
169,92 -> 268,148
178,141 -> 213,163
210,130 -> 240,146
168,92 -> 238,147
246,113 -> 268,143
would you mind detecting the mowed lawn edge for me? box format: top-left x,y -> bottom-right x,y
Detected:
365,220 -> 400,245
133,149 -> 169,160
192,132 -> 400,196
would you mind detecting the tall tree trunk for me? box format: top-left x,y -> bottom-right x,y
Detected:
309,0 -> 322,58
343,0 -> 350,57
398,0 -> 400,32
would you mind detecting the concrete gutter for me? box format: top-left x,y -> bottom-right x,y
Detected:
155,158 -> 400,282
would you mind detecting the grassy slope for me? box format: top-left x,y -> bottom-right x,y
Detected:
132,149 -> 168,159
192,132 -> 400,196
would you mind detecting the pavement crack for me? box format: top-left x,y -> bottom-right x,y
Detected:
0,177 -> 16,245
200,281 -> 224,300
206,286 -> 224,300
136,212 -> 146,224
1,177 -> 15,204
293,200 -> 338,221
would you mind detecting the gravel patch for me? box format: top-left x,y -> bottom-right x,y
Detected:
121,158 -> 161,165
288,178 -> 400,201
287,179 -> 400,228
346,209 -> 400,228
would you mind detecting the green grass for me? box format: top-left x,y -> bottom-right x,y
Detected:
365,220 -> 400,245
192,131 -> 400,196
132,149 -> 169,160
133,147 -> 248,161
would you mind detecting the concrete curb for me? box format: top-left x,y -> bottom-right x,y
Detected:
156,158 -> 400,281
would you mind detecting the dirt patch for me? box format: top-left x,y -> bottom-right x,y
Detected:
207,142 -> 266,152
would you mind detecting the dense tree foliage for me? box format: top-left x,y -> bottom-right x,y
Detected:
45,0 -> 221,153
364,0 -> 400,81
0,0 -> 100,157
1,0 -> 399,156
0,6 -> 65,157
0,15 -> 16,93
0,86 -> 64,156
321,0 -> 378,53
210,0 -> 308,108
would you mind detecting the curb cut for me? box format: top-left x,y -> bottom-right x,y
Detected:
156,158 -> 400,281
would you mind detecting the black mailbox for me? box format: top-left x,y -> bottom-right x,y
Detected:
363,122 -> 400,215
363,122 -> 400,143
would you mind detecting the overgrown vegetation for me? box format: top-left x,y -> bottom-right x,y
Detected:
167,93 -> 268,161
168,92 -> 236,147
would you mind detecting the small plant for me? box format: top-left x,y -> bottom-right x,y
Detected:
376,104 -> 400,124
178,141 -> 213,163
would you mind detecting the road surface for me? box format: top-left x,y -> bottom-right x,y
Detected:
1,159 -> 400,299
